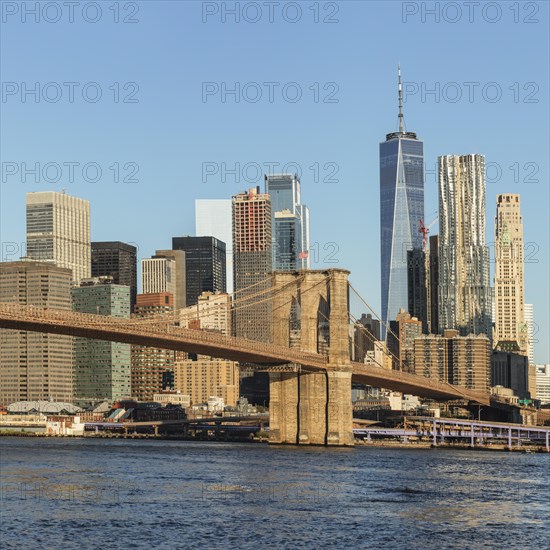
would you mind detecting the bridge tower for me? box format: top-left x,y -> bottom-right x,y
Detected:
269,269 -> 354,446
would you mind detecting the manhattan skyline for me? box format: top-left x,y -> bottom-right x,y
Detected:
1,2 -> 548,363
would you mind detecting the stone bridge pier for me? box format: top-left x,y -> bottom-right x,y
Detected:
268,269 -> 354,446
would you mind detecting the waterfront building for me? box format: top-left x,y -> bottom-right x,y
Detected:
172,236 -> 226,307
438,154 -> 492,338
131,293 -> 183,401
494,194 -> 527,354
265,173 -> 310,270
155,250 -> 187,310
174,357 -> 239,407
379,67 -> 424,337
195,199 -> 234,294
413,329 -> 491,391
491,350 -> 530,399
534,364 -> 550,404
387,308 -> 422,372
0,261 -> 73,405
26,190 -> 91,284
72,277 -> 131,407
91,241 -> 137,310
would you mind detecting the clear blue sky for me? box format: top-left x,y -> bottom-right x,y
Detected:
1,1 -> 548,363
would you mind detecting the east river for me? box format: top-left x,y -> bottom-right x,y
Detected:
0,438 -> 548,549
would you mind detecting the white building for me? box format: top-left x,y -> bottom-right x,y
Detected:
179,291 -> 231,335
26,190 -> 91,284
195,199 -> 233,294
141,257 -> 176,296
535,364 -> 550,404
524,303 -> 534,365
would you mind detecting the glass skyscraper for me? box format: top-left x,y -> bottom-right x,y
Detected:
265,174 -> 310,270
379,68 -> 424,337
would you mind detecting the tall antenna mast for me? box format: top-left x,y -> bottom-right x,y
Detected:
398,64 -> 404,133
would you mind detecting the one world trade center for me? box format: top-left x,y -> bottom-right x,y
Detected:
379,67 -> 424,338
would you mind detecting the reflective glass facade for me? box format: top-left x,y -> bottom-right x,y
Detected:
380,134 -> 424,337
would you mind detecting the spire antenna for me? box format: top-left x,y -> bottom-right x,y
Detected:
398,64 -> 404,133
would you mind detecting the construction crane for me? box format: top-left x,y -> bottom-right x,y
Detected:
419,213 -> 438,251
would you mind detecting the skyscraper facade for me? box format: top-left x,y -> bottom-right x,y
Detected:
494,194 -> 527,354
438,154 -> 492,338
232,187 -> 272,342
91,241 -> 137,309
0,261 -> 73,405
524,303 -> 535,364
265,174 -> 310,270
155,250 -> 187,310
379,68 -> 424,337
131,293 -> 183,401
141,256 -> 176,297
72,278 -> 131,407
195,199 -> 234,294
26,190 -> 91,284
171,236 -> 226,306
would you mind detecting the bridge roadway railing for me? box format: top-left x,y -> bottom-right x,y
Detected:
0,303 -> 327,370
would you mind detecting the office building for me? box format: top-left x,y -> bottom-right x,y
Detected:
131,293 -> 183,401
195,199 -> 234,294
172,236 -> 226,307
438,154 -> 492,338
379,67 -> 424,336
413,329 -> 491,391
0,261 -> 73,405
265,174 -> 310,270
141,256 -> 176,296
91,241 -> 137,309
353,313 -> 381,362
407,248 -> 428,333
535,364 -> 550,404
428,235 -> 439,334
26,190 -> 91,284
491,350 -> 530,400
72,278 -> 131,407
174,357 -> 239,407
232,187 -> 272,342
494,194 -> 527,354
387,308 -> 422,372
180,291 -> 231,335
155,250 -> 186,310
524,303 -> 534,365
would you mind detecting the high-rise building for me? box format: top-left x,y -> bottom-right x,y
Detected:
195,199 -> 234,294
131,293 -> 183,401
265,174 -> 310,270
413,329 -> 491,391
535,364 -> 550,404
379,67 -> 424,337
26,190 -> 91,284
491,350 -> 530,399
171,236 -> 226,307
180,291 -> 231,335
155,250 -> 186,310
0,261 -> 73,405
141,256 -> 176,297
174,357 -> 239,407
353,313 -> 381,362
407,248 -> 428,333
494,194 -> 527,354
438,154 -> 492,338
428,235 -> 439,334
524,303 -> 534,365
72,277 -> 131,407
232,187 -> 272,342
91,241 -> 137,309
387,308 -> 422,372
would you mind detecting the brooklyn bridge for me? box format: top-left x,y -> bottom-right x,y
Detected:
0,269 -> 492,446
